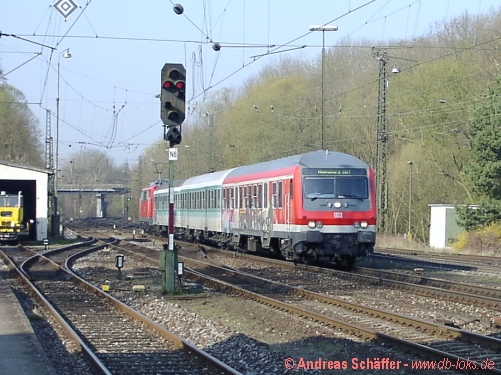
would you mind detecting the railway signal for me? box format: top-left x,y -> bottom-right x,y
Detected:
161,63 -> 185,147
160,62 -> 186,293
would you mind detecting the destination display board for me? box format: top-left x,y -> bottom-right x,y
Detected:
302,168 -> 367,176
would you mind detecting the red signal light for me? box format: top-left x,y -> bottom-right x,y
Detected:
162,80 -> 184,91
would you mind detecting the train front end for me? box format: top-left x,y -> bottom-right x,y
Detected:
291,153 -> 377,266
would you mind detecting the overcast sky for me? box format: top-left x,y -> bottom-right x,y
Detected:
1,0 -> 499,166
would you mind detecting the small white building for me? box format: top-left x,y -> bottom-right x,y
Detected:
0,161 -> 51,241
428,204 -> 464,249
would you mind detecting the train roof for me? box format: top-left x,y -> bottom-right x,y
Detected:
226,150 -> 369,180
148,151 -> 370,193
155,169 -> 236,193
181,168 -> 236,190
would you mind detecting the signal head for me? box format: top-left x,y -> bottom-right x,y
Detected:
160,63 -> 186,126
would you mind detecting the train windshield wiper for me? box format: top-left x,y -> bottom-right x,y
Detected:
308,192 -> 334,201
337,194 -> 364,201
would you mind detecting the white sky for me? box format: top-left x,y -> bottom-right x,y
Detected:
1,0 -> 499,165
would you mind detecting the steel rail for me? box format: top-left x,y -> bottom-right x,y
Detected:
0,250 -> 113,375
63,249 -> 243,375
182,258 -> 501,375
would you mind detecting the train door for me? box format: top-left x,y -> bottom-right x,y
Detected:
179,192 -> 187,228
233,186 -> 240,229
272,180 -> 284,226
203,189 -> 208,231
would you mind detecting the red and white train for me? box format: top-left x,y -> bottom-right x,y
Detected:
139,150 -> 376,265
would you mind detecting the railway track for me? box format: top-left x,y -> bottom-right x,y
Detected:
180,257 -> 501,372
74,232 -> 501,322
373,249 -> 501,275
182,246 -> 501,312
62,222 -> 501,372
1,241 -> 241,375
76,237 -> 501,374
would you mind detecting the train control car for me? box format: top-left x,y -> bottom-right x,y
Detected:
143,150 -> 376,266
0,191 -> 31,242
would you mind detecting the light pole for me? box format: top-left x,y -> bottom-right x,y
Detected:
309,25 -> 338,150
407,161 -> 413,237
55,48 -> 72,206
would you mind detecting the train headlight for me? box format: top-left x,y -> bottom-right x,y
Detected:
316,221 -> 323,228
360,221 -> 368,228
354,221 -> 360,228
308,221 -> 316,229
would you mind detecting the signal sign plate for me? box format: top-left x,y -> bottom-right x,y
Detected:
169,148 -> 178,161
54,0 -> 79,19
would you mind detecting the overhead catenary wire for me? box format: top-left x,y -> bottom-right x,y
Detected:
4,0 -> 500,163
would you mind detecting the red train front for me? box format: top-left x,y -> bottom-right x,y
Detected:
223,150 -> 377,266
139,183 -> 159,228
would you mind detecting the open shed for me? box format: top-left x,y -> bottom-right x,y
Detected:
0,161 -> 51,241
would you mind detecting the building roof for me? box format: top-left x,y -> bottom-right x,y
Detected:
0,161 -> 52,175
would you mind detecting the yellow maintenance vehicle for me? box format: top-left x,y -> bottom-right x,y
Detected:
0,191 -> 30,242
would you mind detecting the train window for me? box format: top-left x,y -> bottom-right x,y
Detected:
230,187 -> 235,209
290,179 -> 293,199
303,177 -> 368,199
264,182 -> 268,208
304,178 -> 335,198
257,184 -> 262,208
252,185 -> 257,208
217,189 -> 221,209
337,177 -> 368,199
239,186 -> 243,209
272,182 -> 277,208
222,189 -> 227,209
202,190 -> 206,209
278,181 -> 283,208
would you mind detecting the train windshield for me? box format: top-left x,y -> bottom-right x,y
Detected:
0,196 -> 20,207
304,177 -> 368,200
